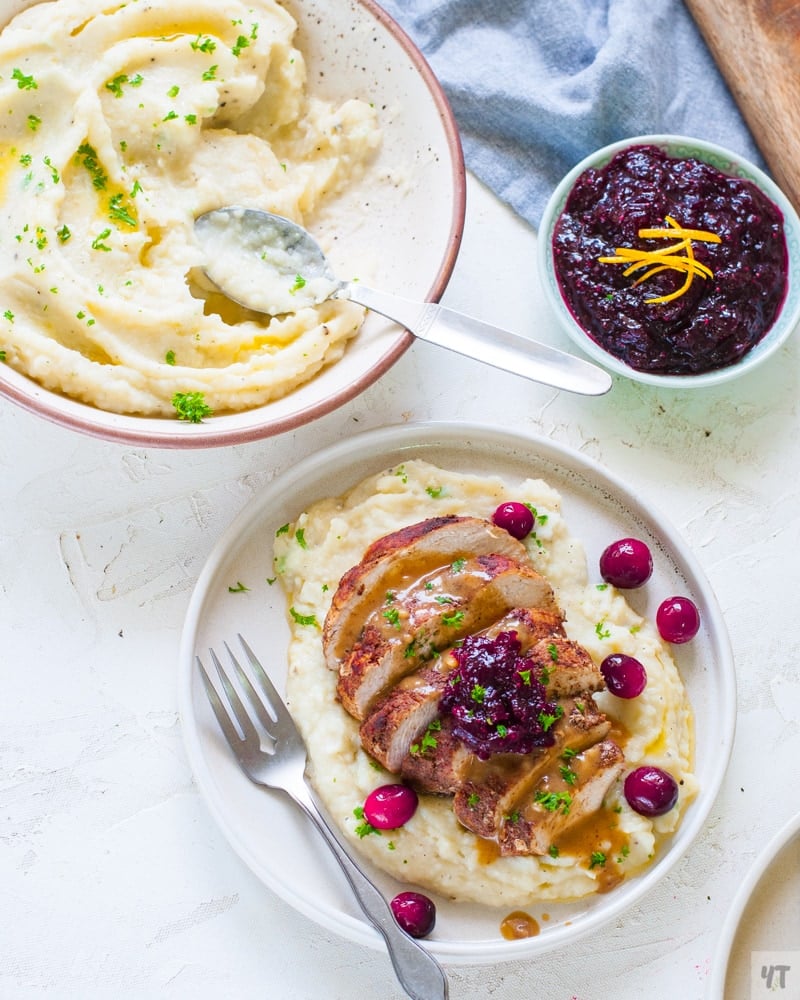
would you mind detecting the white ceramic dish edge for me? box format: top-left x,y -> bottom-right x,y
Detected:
705,809 -> 800,999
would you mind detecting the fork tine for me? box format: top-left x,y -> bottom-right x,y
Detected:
196,655 -> 246,749
236,633 -> 287,724
224,638 -> 278,734
207,645 -> 262,745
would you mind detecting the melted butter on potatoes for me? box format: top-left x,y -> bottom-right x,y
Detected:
0,0 -> 380,416
275,460 -> 697,906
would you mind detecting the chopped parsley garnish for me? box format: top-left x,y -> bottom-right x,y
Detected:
441,610 -> 465,627
588,851 -> 607,869
27,114 -> 41,131
289,607 -> 319,628
275,524 -> 290,536
105,74 -> 128,98
382,607 -> 401,628
191,35 -> 217,53
43,156 -> 59,183
547,642 -> 559,662
91,229 -> 112,252
162,110 -> 179,122
172,390 -> 212,423
559,764 -> 577,785
352,805 -> 380,838
410,718 -> 441,755
108,193 -> 136,227
467,791 -> 480,808
595,620 -> 611,640
12,68 -> 37,90
518,668 -> 531,685
425,485 -> 444,498
227,581 -> 249,593
548,844 -> 560,858
295,527 -> 308,549
232,34 -> 250,57
167,85 -> 180,98
202,65 -> 218,81
3,310 -> 14,323
450,557 -> 466,573
470,683 -> 486,704
289,274 -> 306,293
537,704 -> 564,732
0,350 -> 6,361
165,350 -> 176,365
534,790 -> 572,815
76,143 -> 108,190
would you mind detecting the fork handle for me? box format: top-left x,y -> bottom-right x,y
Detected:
293,785 -> 449,1000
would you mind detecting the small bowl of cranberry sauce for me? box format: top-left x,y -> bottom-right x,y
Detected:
538,135 -> 800,387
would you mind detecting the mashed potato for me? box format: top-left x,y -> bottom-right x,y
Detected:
275,460 -> 697,905
0,0 -> 380,416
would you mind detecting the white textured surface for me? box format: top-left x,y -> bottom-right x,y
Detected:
2,173 -> 798,999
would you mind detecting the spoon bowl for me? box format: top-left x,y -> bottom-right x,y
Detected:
195,208 -> 613,396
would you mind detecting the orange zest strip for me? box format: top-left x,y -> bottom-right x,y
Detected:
598,216 -> 720,304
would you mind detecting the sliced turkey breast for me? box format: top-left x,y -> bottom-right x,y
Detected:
452,694 -> 611,840
498,739 -> 625,856
359,606 -> 566,772
323,515 -> 533,671
337,553 -> 557,719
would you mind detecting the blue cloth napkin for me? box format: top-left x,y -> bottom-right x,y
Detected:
376,0 -> 761,229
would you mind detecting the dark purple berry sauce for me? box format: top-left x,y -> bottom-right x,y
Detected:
440,631 -> 559,760
552,145 -> 788,375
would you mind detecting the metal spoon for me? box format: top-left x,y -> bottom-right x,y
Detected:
194,207 -> 612,396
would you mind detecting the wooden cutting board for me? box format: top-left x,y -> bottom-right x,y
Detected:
685,0 -> 800,212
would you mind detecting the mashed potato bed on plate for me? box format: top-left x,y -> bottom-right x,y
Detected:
0,0 -> 380,416
274,459 -> 697,906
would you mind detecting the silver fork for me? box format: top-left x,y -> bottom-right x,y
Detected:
196,634 -> 449,1000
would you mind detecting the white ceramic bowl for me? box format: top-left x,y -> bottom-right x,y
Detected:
538,135 -> 800,388
0,0 -> 465,447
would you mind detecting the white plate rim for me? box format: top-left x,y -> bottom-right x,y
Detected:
705,809 -> 800,999
177,420 -> 737,963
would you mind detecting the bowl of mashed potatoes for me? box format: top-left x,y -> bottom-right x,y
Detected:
0,0 -> 465,446
538,135 -> 800,388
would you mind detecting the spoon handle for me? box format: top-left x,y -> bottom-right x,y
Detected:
344,284 -> 612,396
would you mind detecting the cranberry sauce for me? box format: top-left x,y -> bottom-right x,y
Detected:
552,145 -> 788,375
439,631 -> 559,760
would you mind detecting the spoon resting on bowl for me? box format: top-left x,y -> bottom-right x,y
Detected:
194,207 -> 613,396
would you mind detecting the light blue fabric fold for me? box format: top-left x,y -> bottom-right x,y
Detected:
376,0 -> 761,229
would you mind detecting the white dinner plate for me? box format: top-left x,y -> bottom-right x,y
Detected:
706,811 -> 800,998
178,421 -> 736,964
